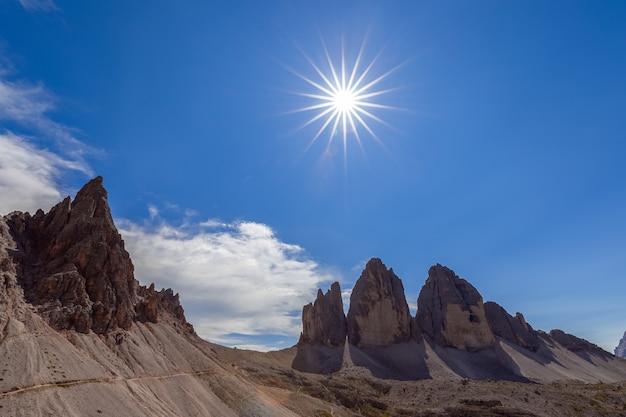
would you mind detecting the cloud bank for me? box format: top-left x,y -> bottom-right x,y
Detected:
119,217 -> 337,351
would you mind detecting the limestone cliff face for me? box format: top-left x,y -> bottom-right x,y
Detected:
484,301 -> 540,352
299,282 -> 346,347
4,176 -> 190,335
615,332 -> 626,358
416,264 -> 495,351
346,258 -> 412,348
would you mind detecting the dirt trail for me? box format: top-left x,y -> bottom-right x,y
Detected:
0,369 -> 221,398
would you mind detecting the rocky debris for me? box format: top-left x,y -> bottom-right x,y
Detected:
346,258 -> 412,348
484,301 -> 540,352
4,176 -> 191,335
615,331 -> 626,358
416,264 -> 495,351
298,282 -> 346,347
548,329 -> 611,357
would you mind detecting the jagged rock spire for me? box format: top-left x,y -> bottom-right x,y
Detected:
5,176 -> 190,335
299,282 -> 346,347
346,258 -> 412,348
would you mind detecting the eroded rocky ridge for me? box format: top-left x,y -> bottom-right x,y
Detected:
3,176 -> 190,335
548,329 -> 612,357
346,258 -> 412,348
484,301 -> 540,352
416,264 -> 495,351
616,331 -> 626,358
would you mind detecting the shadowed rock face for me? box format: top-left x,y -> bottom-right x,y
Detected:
416,264 -> 495,351
484,302 -> 540,352
299,282 -> 346,347
347,258 -> 412,348
5,176 -> 190,334
615,332 -> 626,358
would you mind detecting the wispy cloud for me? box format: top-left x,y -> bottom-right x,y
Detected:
0,133 -> 71,213
18,0 -> 58,12
0,58 -> 93,214
0,67 -> 94,162
118,216 -> 338,351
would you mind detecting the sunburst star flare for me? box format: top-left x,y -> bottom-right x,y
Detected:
286,37 -> 404,164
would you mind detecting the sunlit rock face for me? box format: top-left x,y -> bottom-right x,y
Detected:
416,264 -> 495,351
616,332 -> 626,358
484,301 -> 540,352
346,258 -> 412,348
299,282 -> 346,347
4,176 -> 190,335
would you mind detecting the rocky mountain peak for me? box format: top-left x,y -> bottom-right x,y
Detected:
299,282 -> 346,347
416,264 -> 495,350
346,258 -> 412,348
3,176 -> 191,335
70,176 -> 113,221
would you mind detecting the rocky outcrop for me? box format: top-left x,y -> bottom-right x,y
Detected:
416,264 -> 495,351
346,258 -> 412,348
4,176 -> 190,335
484,301 -> 540,352
548,329 -> 611,357
298,282 -> 346,347
615,332 -> 626,358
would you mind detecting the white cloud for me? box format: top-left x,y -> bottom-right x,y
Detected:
18,0 -> 58,12
0,133 -> 67,213
0,59 -> 93,214
0,69 -> 93,161
118,218 -> 338,350
341,288 -> 352,314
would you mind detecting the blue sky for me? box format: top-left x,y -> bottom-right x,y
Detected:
1,0 -> 625,352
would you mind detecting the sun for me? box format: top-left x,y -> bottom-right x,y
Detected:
333,88 -> 356,115
286,37 -> 401,163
